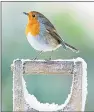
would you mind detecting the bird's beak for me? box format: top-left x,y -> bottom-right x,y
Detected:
23,12 -> 29,16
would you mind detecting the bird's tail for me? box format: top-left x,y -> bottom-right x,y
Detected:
64,42 -> 79,53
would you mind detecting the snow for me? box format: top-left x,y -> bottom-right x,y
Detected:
20,57 -> 87,111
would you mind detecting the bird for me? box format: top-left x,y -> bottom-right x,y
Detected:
23,11 -> 79,59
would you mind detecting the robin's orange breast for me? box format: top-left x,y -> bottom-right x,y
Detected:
26,20 -> 40,36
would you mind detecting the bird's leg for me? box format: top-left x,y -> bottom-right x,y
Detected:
45,50 -> 54,61
49,50 -> 54,60
33,51 -> 43,60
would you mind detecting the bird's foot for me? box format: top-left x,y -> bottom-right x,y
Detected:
30,56 -> 38,61
45,57 -> 52,61
33,56 -> 38,60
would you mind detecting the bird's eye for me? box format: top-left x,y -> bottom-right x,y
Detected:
32,14 -> 35,17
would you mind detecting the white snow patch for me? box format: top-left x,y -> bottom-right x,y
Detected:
13,58 -> 87,111
18,57 -> 88,111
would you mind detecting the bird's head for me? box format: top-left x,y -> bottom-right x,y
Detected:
23,11 -> 51,36
23,11 -> 43,36
23,11 -> 46,24
23,11 -> 38,24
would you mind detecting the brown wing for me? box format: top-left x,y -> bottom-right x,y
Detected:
46,28 -> 66,49
33,11 -> 66,49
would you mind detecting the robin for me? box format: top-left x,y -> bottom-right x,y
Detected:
23,11 -> 79,59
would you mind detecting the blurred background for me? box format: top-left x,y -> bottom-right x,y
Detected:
2,2 -> 94,111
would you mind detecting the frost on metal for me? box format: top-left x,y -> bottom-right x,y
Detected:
11,57 -> 87,111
